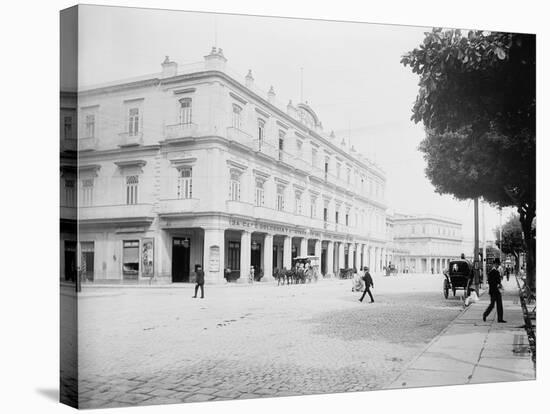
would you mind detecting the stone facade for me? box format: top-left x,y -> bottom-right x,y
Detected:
62,48 -> 390,284
389,213 -> 463,274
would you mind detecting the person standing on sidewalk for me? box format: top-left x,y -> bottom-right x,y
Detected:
192,265 -> 205,299
483,258 -> 506,323
359,266 -> 374,303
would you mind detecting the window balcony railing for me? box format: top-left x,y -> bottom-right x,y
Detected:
118,132 -> 143,147
164,123 -> 198,140
226,127 -> 252,144
158,198 -> 199,215
78,136 -> 97,151
79,203 -> 154,222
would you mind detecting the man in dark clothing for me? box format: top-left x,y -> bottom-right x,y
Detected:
192,265 -> 205,299
359,266 -> 374,303
483,258 -> 506,322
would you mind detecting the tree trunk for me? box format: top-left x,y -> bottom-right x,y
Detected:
519,203 -> 536,290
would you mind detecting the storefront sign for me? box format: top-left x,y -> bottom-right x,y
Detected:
229,219 -> 306,236
141,238 -> 154,277
209,246 -> 220,272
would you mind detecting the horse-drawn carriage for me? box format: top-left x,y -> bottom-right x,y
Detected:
443,259 -> 474,299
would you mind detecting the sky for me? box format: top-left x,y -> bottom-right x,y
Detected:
78,5 -> 515,243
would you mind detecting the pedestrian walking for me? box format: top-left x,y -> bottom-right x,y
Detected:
359,266 -> 374,303
483,258 -> 506,323
192,264 -> 205,299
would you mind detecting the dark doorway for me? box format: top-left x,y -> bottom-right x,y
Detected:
81,242 -> 94,282
64,241 -> 77,282
321,247 -> 327,276
273,245 -> 278,271
172,237 -> 191,282
251,242 -> 261,278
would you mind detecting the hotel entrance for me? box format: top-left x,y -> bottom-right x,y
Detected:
172,237 -> 191,282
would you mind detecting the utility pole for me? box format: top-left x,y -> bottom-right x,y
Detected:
473,197 -> 480,295
499,207 -> 503,263
482,199 -> 486,286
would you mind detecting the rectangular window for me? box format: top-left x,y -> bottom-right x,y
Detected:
177,167 -> 193,199
64,116 -> 73,140
80,178 -> 94,207
312,148 -> 317,168
323,207 -> 328,222
126,175 -> 139,205
179,98 -> 192,124
336,163 -> 341,179
85,114 -> 95,138
295,192 -> 302,215
335,211 -> 339,224
347,168 -> 351,184
346,214 -> 349,226
232,104 -> 242,129
257,119 -> 265,151
229,171 -> 241,201
128,108 -> 140,136
324,159 -> 329,180
64,179 -> 76,207
255,180 -> 265,207
276,185 -> 285,211
296,140 -> 303,158
310,197 -> 317,218
123,240 -> 139,275
278,130 -> 285,161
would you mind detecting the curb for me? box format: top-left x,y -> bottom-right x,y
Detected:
382,290 -> 487,389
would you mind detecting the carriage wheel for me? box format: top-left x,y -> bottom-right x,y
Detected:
443,279 -> 449,299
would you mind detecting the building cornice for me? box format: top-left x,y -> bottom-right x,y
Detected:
80,69 -> 385,180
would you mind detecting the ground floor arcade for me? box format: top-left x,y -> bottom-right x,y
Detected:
69,215 -> 388,284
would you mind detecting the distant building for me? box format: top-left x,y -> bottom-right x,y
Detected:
389,213 -> 463,273
61,48 -> 391,285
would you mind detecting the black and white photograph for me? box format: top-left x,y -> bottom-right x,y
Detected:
57,3 -> 539,410
2,1 -> 546,413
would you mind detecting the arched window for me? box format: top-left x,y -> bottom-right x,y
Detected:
229,170 -> 241,201
255,179 -> 265,206
177,167 -> 193,199
126,175 -> 139,205
179,98 -> 192,125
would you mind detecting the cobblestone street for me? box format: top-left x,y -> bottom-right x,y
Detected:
71,274 -> 464,408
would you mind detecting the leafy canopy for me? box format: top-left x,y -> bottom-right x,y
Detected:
401,29 -> 535,209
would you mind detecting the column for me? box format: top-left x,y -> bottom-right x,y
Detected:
283,235 -> 291,270
263,234 -> 273,281
300,238 -> 308,257
203,228 -> 225,284
369,246 -> 375,271
338,242 -> 345,275
360,244 -> 365,269
240,231 -> 251,282
352,243 -> 358,270
326,240 -> 334,277
314,239 -> 321,258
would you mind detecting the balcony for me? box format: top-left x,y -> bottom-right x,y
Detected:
226,200 -> 254,217
78,204 -> 154,225
158,198 -> 199,215
118,132 -> 143,147
164,123 -> 198,141
226,127 -> 252,145
78,136 -> 97,151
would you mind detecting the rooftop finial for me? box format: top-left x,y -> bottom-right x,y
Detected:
163,55 -> 170,64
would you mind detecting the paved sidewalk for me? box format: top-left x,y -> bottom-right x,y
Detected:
385,281 -> 535,389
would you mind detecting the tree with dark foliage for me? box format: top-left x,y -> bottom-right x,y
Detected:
401,29 -> 535,289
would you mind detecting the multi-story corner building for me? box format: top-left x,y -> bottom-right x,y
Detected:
390,213 -> 463,273
63,48 -> 389,284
